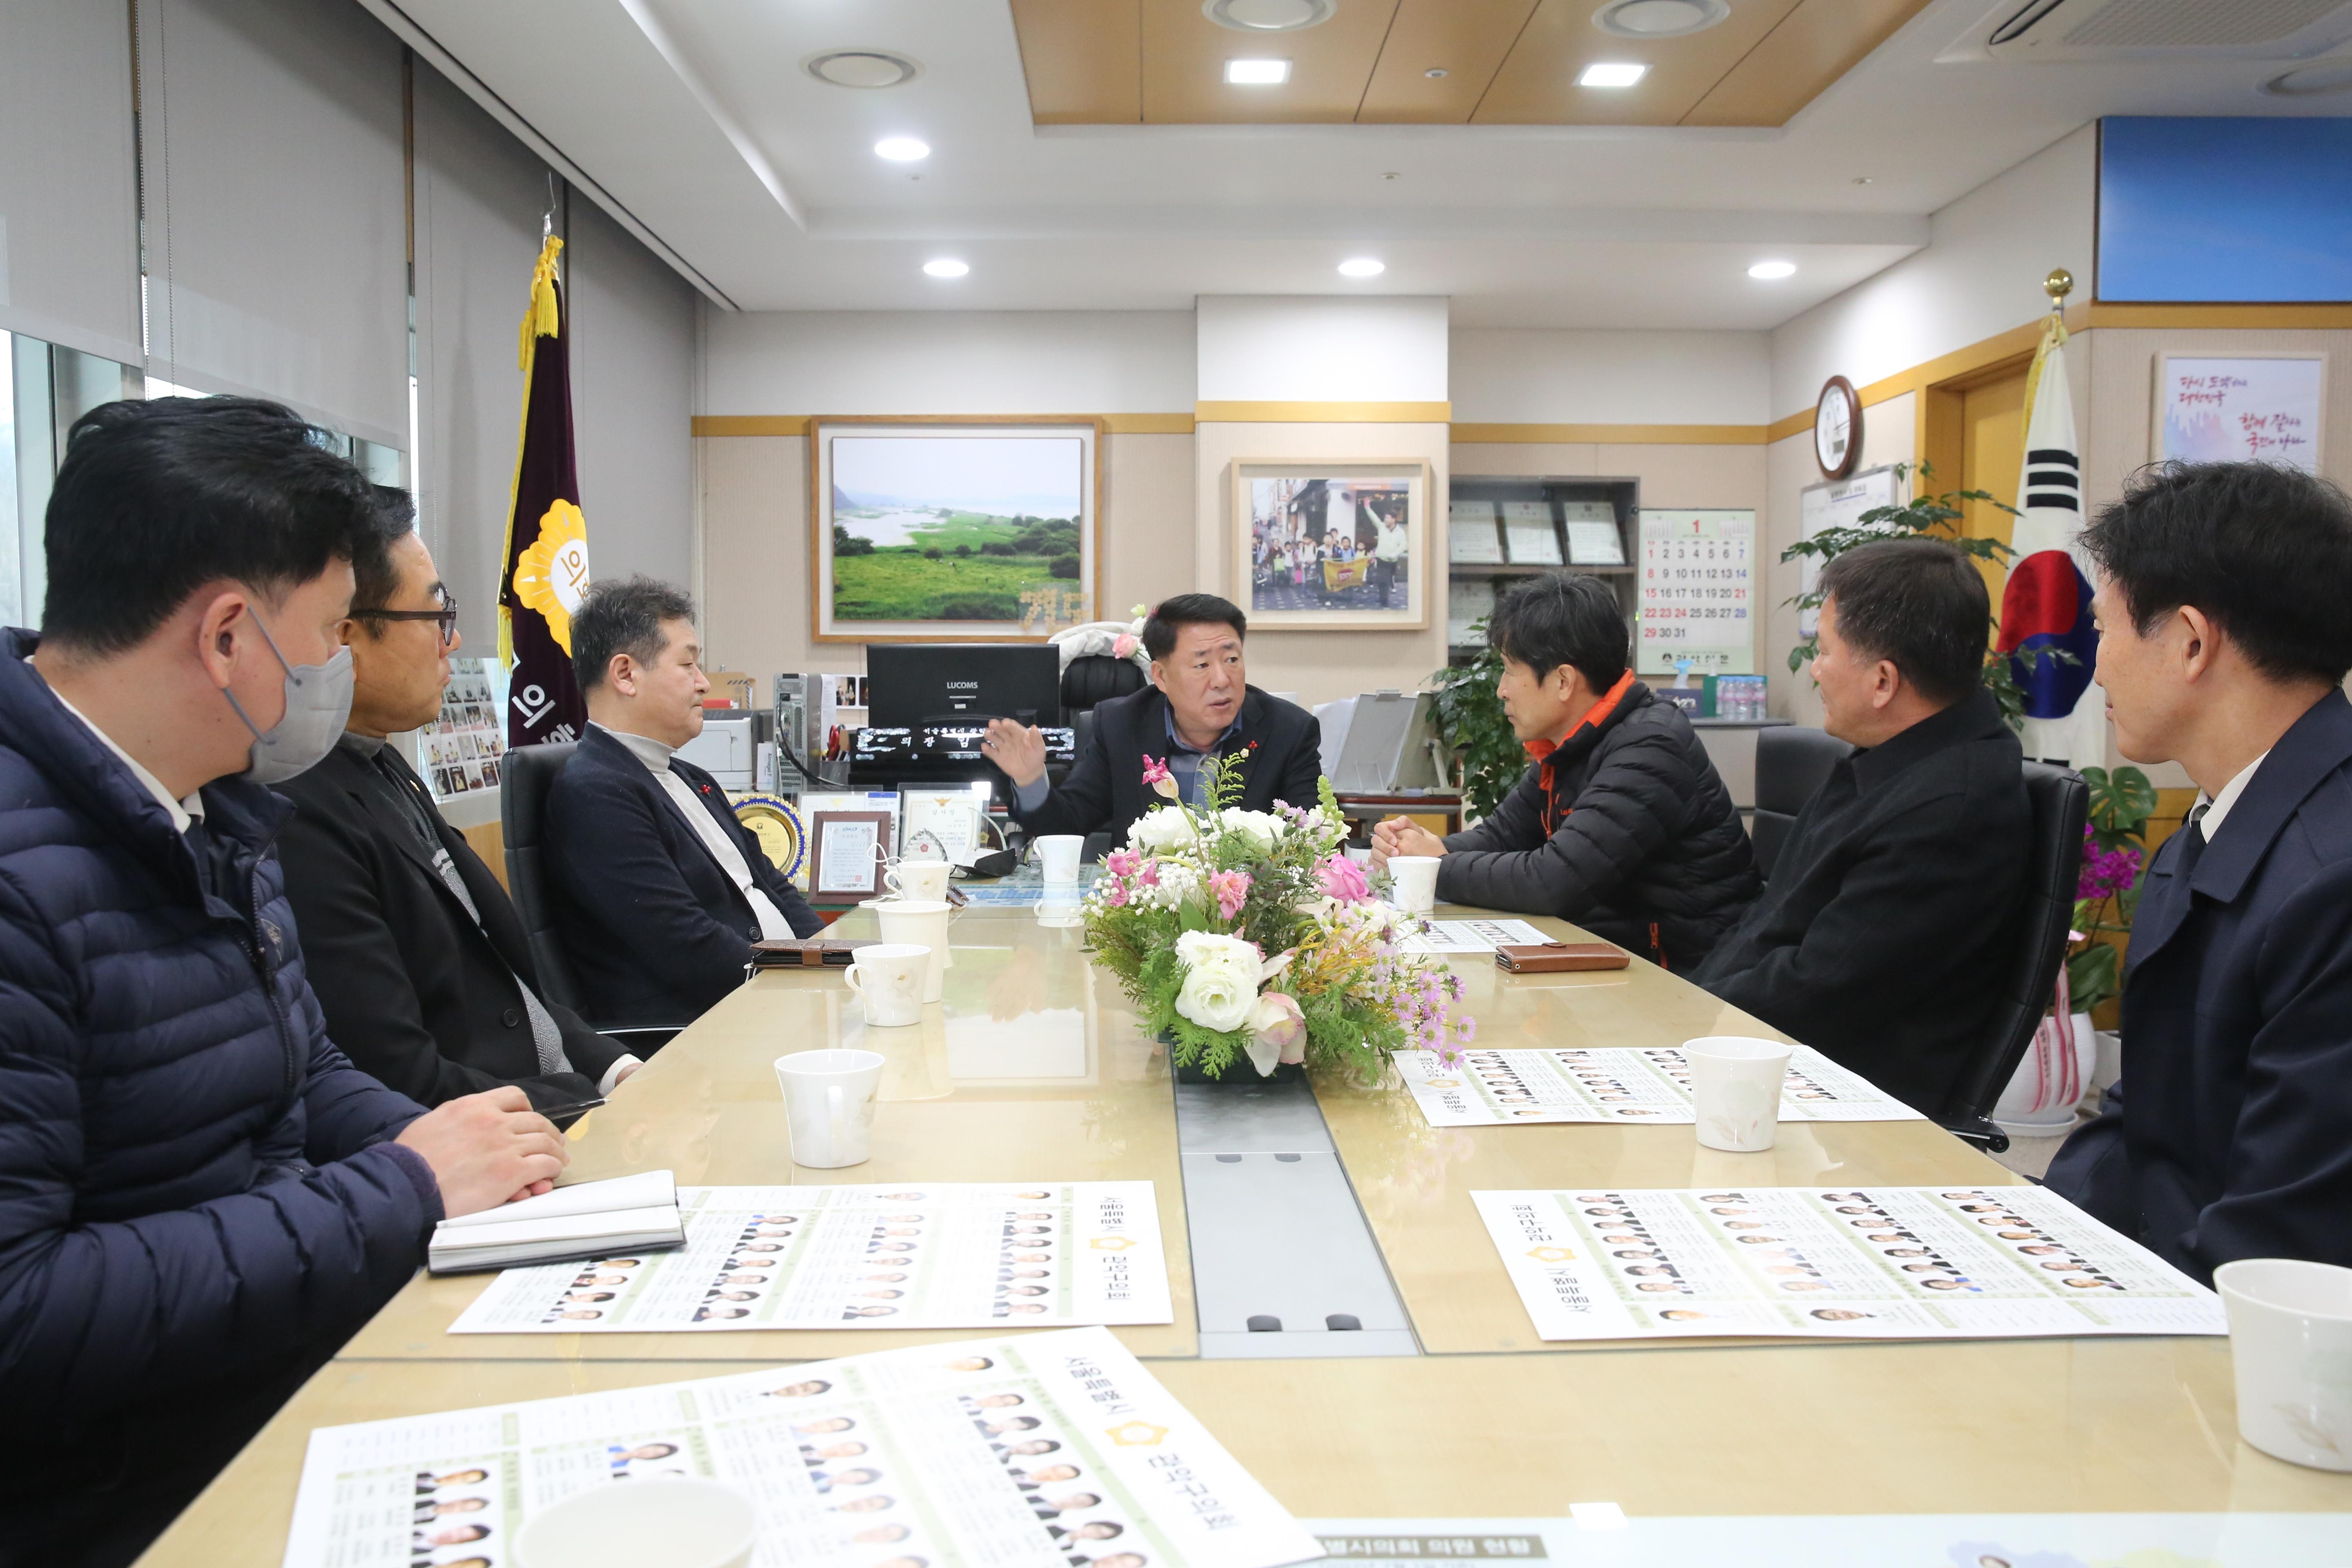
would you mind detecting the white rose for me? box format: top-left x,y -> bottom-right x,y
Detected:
1217,808 -> 1284,855
1128,808 -> 1192,854
1174,953 -> 1257,1033
1175,929 -> 1259,982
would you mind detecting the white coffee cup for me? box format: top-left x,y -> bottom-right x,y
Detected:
1684,1035 -> 1793,1153
516,1476 -> 757,1568
2215,1257 -> 2352,1471
774,1047 -> 885,1168
1388,855 -> 1441,915
885,858 -> 953,902
1035,834 -> 1084,884
843,943 -> 929,1027
875,898 -> 952,1002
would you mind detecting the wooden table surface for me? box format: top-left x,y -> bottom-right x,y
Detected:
132,900 -> 2352,1565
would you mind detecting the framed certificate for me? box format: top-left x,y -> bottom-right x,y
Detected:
808,811 -> 893,898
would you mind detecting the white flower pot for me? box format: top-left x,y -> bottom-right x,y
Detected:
1992,1009 -> 2096,1138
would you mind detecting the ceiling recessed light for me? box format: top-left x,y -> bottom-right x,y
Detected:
804,50 -> 922,89
1577,61 -> 1648,88
1338,258 -> 1385,278
923,258 -> 969,278
1204,0 -> 1334,32
874,136 -> 930,162
1592,0 -> 1730,38
1748,260 -> 1796,280
1424,67 -> 1449,78
1851,176 -> 1874,185
1225,58 -> 1291,84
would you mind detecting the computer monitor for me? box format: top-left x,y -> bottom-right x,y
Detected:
866,643 -> 1063,731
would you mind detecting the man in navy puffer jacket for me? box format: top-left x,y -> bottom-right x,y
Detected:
0,398 -> 569,1568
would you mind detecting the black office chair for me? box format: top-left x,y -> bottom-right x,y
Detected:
1752,726 -> 1853,879
1060,653 -> 1145,714
501,741 -> 682,1054
1940,761 -> 2090,1153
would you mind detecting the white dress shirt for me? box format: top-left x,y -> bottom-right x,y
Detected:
594,722 -> 796,940
2193,748 -> 2271,845
29,659 -> 205,832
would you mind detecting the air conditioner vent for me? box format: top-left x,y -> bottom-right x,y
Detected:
2065,0 -> 2347,48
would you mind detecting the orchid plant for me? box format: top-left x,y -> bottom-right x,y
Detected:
1082,751 -> 1474,1081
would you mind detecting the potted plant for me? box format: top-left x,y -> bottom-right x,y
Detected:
2069,765 -> 2157,1023
1082,754 -> 1474,1082
1425,626 -> 1523,822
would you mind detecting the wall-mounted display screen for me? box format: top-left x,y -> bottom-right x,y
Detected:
2098,117 -> 2352,303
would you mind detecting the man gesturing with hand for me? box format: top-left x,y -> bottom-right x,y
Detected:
0,399 -> 570,1568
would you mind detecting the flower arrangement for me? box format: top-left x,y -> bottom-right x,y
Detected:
1082,752 -> 1474,1081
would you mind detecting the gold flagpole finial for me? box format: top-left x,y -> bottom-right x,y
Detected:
2044,267 -> 2074,310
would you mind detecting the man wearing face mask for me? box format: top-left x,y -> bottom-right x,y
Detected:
273,494 -> 637,1114
0,399 -> 568,1567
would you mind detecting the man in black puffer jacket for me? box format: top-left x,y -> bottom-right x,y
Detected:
1372,574 -> 1759,969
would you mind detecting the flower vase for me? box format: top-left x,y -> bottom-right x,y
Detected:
1991,1009 -> 2096,1137
1161,1031 -> 1304,1085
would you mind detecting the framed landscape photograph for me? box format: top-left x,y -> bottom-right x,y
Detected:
809,417 -> 1103,642
1233,460 -> 1431,631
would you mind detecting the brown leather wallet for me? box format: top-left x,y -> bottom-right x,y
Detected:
1494,940 -> 1630,973
750,938 -> 877,968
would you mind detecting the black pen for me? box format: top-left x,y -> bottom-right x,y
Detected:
535,1096 -> 607,1121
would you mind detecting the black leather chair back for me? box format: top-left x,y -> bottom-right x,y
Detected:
501,740 -> 584,1016
1061,654 -> 1145,714
1753,726 -> 1853,880
1945,760 -> 2089,1133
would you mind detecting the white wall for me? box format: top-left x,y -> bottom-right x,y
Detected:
1197,296 -> 1449,403
571,196 -> 696,588
1451,330 -> 1771,425
702,310 -> 1196,414
1769,125 -> 2096,418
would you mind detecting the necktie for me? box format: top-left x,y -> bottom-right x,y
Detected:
373,751 -> 569,1075
2174,802 -> 2209,879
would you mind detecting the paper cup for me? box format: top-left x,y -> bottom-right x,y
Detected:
774,1048 -> 885,1169
1684,1035 -> 1792,1153
875,899 -> 951,1002
1035,834 -> 1084,884
1388,855 -> 1441,914
2215,1257 -> 2352,1471
843,943 -> 929,1027
516,1476 -> 757,1568
884,858 -> 953,902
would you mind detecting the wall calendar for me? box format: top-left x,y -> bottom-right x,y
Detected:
1637,509 -> 1755,675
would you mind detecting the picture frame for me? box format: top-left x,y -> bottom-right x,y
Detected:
1232,459 -> 1432,632
807,810 -> 893,899
2153,353 -> 2325,474
808,416 -> 1104,643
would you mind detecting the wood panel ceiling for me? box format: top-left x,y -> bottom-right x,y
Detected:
1009,0 -> 1933,127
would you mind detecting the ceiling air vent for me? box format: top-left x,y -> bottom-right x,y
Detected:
1984,0 -> 2352,59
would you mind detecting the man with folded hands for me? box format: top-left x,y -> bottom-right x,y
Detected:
1370,572 -> 1759,969
0,397 -> 566,1567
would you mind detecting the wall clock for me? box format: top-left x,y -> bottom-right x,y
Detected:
1815,375 -> 1862,479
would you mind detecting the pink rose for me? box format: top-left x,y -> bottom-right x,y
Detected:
1112,633 -> 1138,659
1314,853 -> 1371,903
1210,869 -> 1252,922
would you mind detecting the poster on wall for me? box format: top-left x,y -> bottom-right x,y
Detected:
1638,509 -> 1755,675
2155,355 -> 2325,473
419,658 -> 510,802
1235,461 -> 1431,631
808,419 -> 1102,643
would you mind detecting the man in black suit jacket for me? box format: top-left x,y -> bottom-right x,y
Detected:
276,517 -> 631,1112
2049,463 -> 2352,1282
980,594 -> 1323,848
1691,539 -> 2029,1120
545,577 -> 821,1025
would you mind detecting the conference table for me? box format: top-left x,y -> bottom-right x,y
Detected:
136,898 -> 2352,1565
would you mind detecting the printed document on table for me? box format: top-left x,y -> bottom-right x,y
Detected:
1396,1044 -> 1921,1126
1394,918 -> 1550,953
287,1325 -> 1322,1568
448,1182 -> 1171,1334
1472,1185 -> 2227,1342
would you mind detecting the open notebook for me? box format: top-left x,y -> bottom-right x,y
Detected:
426,1169 -> 684,1275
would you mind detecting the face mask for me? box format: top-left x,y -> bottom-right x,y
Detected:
220,609 -> 355,784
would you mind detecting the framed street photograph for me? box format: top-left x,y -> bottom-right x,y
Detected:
808,416 -> 1103,643
1232,460 -> 1432,631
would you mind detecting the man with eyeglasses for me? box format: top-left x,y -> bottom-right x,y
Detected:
274,498 -> 638,1114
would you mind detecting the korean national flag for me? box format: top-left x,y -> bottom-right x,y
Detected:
1996,330 -> 2103,766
